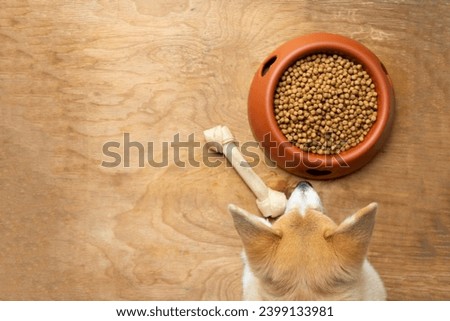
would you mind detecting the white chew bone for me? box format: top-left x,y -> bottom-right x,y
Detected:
204,125 -> 286,218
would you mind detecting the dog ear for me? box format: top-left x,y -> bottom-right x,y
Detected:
228,204 -> 280,267
325,202 -> 378,267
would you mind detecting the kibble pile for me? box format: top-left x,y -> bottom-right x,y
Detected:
274,53 -> 378,154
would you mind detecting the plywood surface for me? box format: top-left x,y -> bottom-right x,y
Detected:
0,0 -> 449,300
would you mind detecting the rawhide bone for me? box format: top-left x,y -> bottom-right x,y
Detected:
203,125 -> 286,218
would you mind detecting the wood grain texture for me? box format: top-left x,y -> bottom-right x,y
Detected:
0,0 -> 449,300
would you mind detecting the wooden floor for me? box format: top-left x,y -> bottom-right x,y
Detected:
1,0 -> 449,300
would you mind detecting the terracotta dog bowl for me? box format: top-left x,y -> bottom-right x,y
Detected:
248,33 -> 394,179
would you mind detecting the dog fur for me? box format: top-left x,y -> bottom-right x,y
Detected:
228,181 -> 386,300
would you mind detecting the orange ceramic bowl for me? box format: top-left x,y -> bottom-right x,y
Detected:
248,33 -> 394,179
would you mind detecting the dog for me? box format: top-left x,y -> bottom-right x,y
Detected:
228,181 -> 386,300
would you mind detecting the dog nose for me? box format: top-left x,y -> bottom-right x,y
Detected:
297,181 -> 313,188
285,180 -> 322,215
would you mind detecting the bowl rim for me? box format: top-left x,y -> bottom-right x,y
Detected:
254,33 -> 393,169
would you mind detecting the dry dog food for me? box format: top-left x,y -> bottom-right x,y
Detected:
274,53 -> 378,154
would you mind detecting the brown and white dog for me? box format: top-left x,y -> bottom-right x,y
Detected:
228,181 -> 386,300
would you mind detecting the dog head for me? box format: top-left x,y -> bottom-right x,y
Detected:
228,181 -> 378,300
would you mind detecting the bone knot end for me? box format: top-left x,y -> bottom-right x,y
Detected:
203,125 -> 236,153
256,188 -> 287,218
